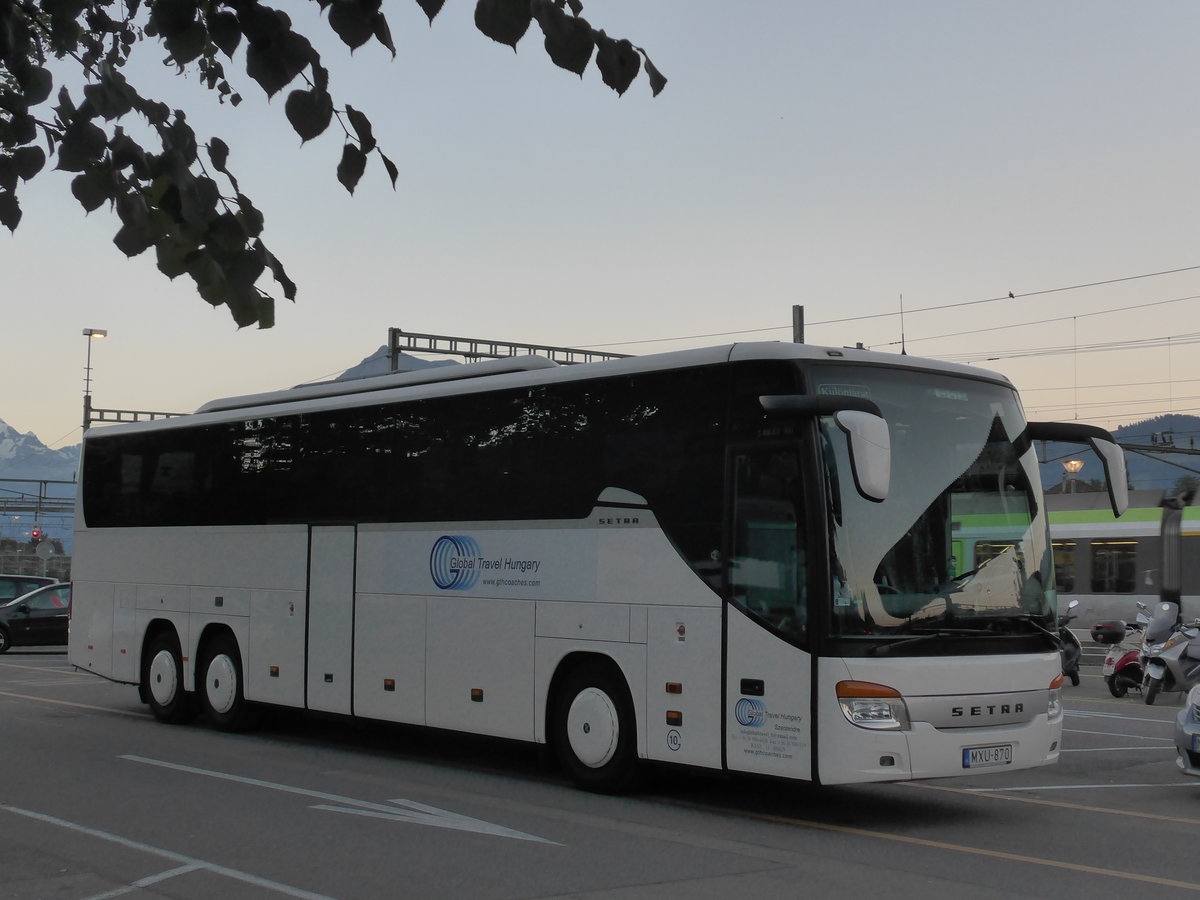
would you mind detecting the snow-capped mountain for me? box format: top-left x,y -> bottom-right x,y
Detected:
0,420 -> 80,481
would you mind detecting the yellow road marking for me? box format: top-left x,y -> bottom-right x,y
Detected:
911,781 -> 1200,827
738,805 -> 1200,891
0,660 -> 86,676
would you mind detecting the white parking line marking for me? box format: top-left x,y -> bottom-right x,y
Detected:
84,863 -> 203,900
122,754 -> 559,845
1065,728 -> 1174,741
0,805 -> 334,900
1068,709 -> 1181,723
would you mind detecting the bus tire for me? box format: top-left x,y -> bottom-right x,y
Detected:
551,660 -> 640,794
142,630 -> 195,724
198,632 -> 259,732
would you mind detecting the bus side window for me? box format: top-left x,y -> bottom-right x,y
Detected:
731,448 -> 808,645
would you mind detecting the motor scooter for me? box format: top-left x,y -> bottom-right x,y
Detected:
1142,488 -> 1200,705
1142,600 -> 1200,704
1058,598 -> 1082,686
1092,605 -> 1148,698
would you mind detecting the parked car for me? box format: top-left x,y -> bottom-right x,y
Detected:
1176,684 -> 1200,778
0,573 -> 57,603
0,582 -> 71,653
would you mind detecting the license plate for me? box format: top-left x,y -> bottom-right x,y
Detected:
963,744 -> 1013,768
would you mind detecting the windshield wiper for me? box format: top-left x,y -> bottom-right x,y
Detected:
1003,614 -> 1060,650
869,627 -> 994,656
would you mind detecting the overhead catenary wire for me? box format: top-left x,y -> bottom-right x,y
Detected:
578,263 -> 1200,349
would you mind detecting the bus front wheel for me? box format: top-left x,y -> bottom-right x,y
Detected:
198,633 -> 259,731
551,661 -> 640,794
142,630 -> 195,724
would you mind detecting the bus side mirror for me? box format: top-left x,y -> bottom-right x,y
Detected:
1027,421 -> 1128,517
760,394 -> 891,503
834,410 -> 890,503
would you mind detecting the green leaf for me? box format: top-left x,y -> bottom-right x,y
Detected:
373,12 -> 396,56
208,211 -> 247,253
226,240 -> 267,289
531,0 -> 595,76
328,0 -> 377,51
224,285 -> 271,328
83,73 -> 134,120
21,67 -> 54,106
71,168 -> 111,212
245,30 -> 313,97
594,33 -> 639,96
0,190 -> 21,232
262,242 -> 297,301
336,143 -> 367,194
474,0 -> 532,48
149,0 -> 197,37
56,120 -> 108,173
163,20 -> 208,67
641,52 -> 668,97
113,220 -> 156,257
12,146 -> 46,181
416,0 -> 447,23
236,193 -> 265,237
285,88 -> 334,143
379,151 -> 399,190
207,11 -> 243,57
154,232 -> 196,279
208,137 -> 229,175
110,131 -> 151,177
345,104 -> 375,153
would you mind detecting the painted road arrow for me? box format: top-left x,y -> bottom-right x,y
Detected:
122,754 -> 559,845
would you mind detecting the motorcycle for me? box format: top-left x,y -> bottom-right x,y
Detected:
1058,598 -> 1082,686
1142,599 -> 1200,705
1092,604 -> 1149,698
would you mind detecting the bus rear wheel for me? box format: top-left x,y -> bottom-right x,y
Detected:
198,633 -> 259,731
142,630 -> 195,724
552,661 -> 640,794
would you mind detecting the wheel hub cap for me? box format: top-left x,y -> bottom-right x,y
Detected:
567,687 -> 619,768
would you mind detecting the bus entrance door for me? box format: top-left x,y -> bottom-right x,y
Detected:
305,525 -> 356,714
724,445 -> 814,780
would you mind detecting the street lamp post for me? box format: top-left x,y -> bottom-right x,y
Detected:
1062,458 -> 1085,493
82,328 -> 108,432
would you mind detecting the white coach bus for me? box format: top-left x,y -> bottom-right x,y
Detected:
68,343 -> 1128,791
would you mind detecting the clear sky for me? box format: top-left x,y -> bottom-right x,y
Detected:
5,1 -> 1200,449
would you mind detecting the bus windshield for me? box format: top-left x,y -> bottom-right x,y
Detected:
813,366 -> 1053,639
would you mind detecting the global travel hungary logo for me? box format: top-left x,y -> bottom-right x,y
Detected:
429,535 -> 484,590
429,536 -> 543,591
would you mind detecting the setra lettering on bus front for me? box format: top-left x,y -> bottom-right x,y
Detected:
951,703 -> 1024,718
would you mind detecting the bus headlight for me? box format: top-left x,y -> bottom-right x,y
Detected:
1047,673 -> 1063,720
836,681 -> 910,731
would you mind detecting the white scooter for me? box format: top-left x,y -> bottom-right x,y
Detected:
1142,600 -> 1200,705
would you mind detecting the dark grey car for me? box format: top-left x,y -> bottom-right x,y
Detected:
0,573 -> 56,603
0,582 -> 71,653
